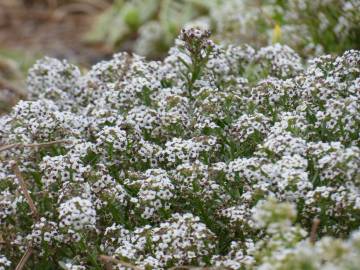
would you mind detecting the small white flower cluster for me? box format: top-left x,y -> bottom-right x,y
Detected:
158,136 -> 218,166
126,169 -> 175,220
0,255 -> 11,270
0,28 -> 359,269
114,213 -> 217,268
26,217 -> 62,248
173,161 -> 229,204
59,197 -> 96,232
255,44 -> 303,78
27,57 -> 81,110
237,198 -> 360,270
60,261 -> 86,270
229,113 -> 270,144
0,190 -> 16,225
249,77 -> 301,113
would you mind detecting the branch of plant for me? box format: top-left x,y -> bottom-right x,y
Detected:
10,160 -> 39,220
310,217 -> 320,244
0,139 -> 72,153
10,159 -> 46,270
15,246 -> 33,270
169,266 -> 223,270
98,255 -> 142,270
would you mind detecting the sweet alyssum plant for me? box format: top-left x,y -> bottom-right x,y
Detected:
0,28 -> 359,269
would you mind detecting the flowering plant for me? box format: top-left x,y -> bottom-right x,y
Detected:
0,28 -> 359,269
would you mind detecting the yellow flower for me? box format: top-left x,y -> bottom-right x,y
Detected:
272,23 -> 282,44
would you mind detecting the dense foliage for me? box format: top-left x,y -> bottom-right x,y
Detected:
0,28 -> 359,269
87,0 -> 360,58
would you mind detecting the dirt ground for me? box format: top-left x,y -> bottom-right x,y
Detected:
0,0 -> 114,114
0,0 -> 113,64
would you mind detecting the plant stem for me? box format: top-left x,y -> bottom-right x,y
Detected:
310,218 -> 320,244
15,246 -> 33,270
10,161 -> 39,220
0,139 -> 72,153
98,255 -> 142,270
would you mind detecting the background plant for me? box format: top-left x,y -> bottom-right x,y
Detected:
86,0 -> 360,58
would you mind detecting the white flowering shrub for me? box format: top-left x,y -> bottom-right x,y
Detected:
88,0 -> 360,58
0,28 -> 359,269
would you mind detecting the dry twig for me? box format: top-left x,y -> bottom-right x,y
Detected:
2,140 -> 71,268
99,255 -> 142,270
10,161 -> 39,220
15,246 -> 33,270
310,217 -> 320,244
169,267 -> 222,270
0,139 -> 72,153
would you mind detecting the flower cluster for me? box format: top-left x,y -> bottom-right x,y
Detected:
113,213 -> 217,269
0,28 -> 359,269
0,255 -> 11,270
126,169 -> 175,220
59,197 -> 96,232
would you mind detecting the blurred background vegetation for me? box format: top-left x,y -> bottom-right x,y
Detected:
0,0 -> 114,113
1,0 -> 359,114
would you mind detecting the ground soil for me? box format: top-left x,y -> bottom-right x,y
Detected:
0,0 -> 114,114
0,0 -> 113,66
